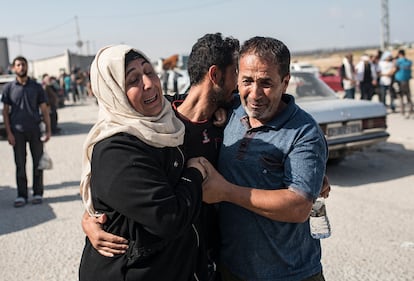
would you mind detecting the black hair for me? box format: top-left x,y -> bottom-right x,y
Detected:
187,33 -> 239,85
125,50 -> 146,68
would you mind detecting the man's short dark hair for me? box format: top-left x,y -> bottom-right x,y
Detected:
13,56 -> 28,65
187,33 -> 239,85
398,49 -> 405,56
240,36 -> 291,81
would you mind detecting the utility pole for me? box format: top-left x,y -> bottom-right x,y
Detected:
380,0 -> 390,50
14,35 -> 23,55
75,15 -> 83,54
85,40 -> 90,55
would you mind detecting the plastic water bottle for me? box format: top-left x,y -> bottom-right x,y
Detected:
309,197 -> 331,239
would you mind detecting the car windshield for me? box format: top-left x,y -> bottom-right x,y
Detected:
287,71 -> 338,101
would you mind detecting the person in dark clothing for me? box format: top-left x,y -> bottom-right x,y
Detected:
355,55 -> 378,100
42,74 -> 61,134
78,45 -> 208,281
1,56 -> 51,207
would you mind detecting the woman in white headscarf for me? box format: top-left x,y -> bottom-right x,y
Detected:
79,45 -> 207,281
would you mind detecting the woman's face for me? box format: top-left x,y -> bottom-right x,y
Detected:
125,58 -> 163,116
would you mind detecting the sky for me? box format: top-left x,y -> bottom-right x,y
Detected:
2,0 -> 413,62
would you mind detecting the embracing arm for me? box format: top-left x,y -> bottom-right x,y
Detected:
201,159 -> 313,222
81,211 -> 129,257
201,132 -> 330,223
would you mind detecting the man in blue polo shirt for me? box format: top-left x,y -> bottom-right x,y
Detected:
394,49 -> 413,118
202,36 -> 328,281
1,56 -> 51,207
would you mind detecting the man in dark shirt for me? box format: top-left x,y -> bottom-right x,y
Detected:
1,56 -> 51,207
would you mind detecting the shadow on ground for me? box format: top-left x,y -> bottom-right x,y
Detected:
0,181 -> 81,235
327,142 -> 414,187
48,121 -> 94,137
0,122 -> 94,141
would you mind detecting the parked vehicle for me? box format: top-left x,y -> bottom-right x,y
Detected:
0,74 -> 16,138
289,71 -> 389,162
290,62 -> 320,77
320,66 -> 343,92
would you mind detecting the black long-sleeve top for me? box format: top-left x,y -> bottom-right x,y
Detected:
79,133 -> 203,281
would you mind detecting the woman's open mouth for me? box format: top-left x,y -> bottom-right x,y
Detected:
144,94 -> 158,104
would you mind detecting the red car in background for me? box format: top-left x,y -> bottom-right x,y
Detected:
320,66 -> 343,92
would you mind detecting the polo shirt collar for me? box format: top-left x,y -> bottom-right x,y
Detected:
234,93 -> 298,131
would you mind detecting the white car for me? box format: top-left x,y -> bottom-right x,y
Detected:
290,62 -> 320,77
288,71 -> 389,163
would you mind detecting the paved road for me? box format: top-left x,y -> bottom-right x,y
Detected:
0,98 -> 413,280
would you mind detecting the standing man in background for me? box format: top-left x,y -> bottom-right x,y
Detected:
394,49 -> 413,118
42,74 -> 61,135
355,54 -> 377,100
341,53 -> 356,99
1,56 -> 51,207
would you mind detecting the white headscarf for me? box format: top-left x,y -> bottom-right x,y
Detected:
80,44 -> 185,215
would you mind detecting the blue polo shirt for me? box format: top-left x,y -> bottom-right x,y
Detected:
1,78 -> 47,132
395,57 -> 412,82
218,94 -> 328,281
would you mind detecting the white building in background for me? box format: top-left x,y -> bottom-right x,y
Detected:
0,38 -> 10,74
29,49 -> 94,80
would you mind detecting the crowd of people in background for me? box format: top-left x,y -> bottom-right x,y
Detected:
39,66 -> 94,135
58,67 -> 93,105
340,49 -> 413,118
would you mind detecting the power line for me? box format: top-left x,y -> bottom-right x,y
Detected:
13,17 -> 75,38
81,0 -> 234,19
8,38 -> 73,47
7,16 -> 78,51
